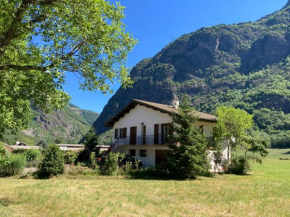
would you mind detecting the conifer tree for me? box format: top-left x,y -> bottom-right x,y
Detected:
164,95 -> 209,179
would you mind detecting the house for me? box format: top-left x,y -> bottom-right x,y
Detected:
105,98 -> 229,172
96,145 -> 110,153
7,145 -> 40,151
56,144 -> 84,151
15,141 -> 28,146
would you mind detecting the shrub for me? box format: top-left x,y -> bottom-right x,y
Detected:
0,154 -> 26,176
75,148 -> 91,164
63,151 -> 77,165
101,152 -> 124,176
228,155 -> 250,175
0,142 -> 8,157
38,145 -> 64,178
66,164 -> 98,176
14,149 -> 42,161
37,140 -> 48,149
26,160 -> 40,168
89,152 -> 96,169
26,149 -> 42,161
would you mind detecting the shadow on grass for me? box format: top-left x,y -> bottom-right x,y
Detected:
126,168 -> 213,181
0,198 -> 20,207
282,151 -> 290,155
127,169 -> 172,180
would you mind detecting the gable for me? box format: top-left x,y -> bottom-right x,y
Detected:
114,104 -> 171,130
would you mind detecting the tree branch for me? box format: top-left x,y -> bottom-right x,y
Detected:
0,41 -> 86,72
0,0 -> 36,56
29,14 -> 47,26
0,0 -> 56,57
0,65 -> 46,71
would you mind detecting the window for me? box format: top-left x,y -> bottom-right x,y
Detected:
120,128 -> 127,138
161,124 -> 172,143
114,129 -> 118,139
129,149 -> 136,156
139,150 -> 147,157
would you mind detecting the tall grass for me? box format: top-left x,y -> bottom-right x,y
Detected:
0,154 -> 26,176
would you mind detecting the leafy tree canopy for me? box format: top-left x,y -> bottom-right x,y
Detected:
215,106 -> 253,145
84,127 -> 99,150
0,0 -> 137,137
214,106 -> 269,174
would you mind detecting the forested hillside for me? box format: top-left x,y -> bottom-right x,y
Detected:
2,104 -> 99,146
94,1 -> 290,147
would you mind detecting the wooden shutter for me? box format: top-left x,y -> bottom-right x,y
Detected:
130,127 -> 137,145
124,128 -> 127,138
114,129 -> 118,139
154,124 -> 159,144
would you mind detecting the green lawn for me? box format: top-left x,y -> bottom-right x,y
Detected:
1,149 -> 290,217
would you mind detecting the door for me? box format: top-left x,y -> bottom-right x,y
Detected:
142,125 -> 146,144
154,124 -> 159,144
130,127 -> 137,145
155,150 -> 170,166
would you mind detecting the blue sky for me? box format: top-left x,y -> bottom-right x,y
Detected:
63,0 -> 288,113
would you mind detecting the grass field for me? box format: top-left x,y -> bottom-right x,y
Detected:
1,149 -> 290,217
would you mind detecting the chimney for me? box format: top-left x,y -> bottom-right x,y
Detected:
172,94 -> 179,109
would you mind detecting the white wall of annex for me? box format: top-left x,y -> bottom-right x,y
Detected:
196,121 -> 214,137
114,104 -> 171,136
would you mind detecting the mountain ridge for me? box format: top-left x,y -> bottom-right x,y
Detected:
2,104 -> 99,146
94,3 -> 290,147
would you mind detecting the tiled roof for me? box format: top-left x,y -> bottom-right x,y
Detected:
105,99 -> 217,127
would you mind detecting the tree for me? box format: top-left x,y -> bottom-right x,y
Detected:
84,127 -> 99,150
214,106 -> 253,161
214,106 -> 269,174
37,140 -> 48,149
163,95 -> 210,179
38,145 -> 64,178
0,142 -> 8,157
55,138 -> 65,145
0,0 -> 137,137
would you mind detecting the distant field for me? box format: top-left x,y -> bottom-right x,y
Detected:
266,148 -> 290,159
1,149 -> 290,217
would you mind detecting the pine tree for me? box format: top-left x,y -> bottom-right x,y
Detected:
163,95 -> 210,179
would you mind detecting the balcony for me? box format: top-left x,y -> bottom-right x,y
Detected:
114,134 -> 169,146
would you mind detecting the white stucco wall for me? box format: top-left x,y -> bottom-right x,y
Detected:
114,145 -> 169,167
114,104 -> 171,137
113,104 -> 214,138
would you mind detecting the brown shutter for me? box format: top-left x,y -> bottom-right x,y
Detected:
124,128 -> 127,138
154,124 -> 159,144
115,129 -> 118,139
130,127 -> 137,145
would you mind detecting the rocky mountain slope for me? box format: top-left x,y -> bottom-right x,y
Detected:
94,2 -> 290,147
3,104 -> 99,145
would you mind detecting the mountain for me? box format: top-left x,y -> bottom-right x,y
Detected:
3,103 -> 99,145
94,2 -> 290,147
